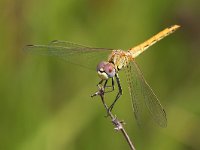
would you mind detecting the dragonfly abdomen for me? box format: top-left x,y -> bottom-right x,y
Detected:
129,25 -> 180,58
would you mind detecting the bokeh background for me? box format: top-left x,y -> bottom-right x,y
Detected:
1,0 -> 200,150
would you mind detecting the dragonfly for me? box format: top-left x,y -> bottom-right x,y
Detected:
25,25 -> 180,127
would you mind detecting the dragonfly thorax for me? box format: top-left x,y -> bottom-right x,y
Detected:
108,50 -> 132,70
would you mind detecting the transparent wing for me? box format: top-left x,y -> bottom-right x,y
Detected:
125,61 -> 167,127
24,40 -> 114,70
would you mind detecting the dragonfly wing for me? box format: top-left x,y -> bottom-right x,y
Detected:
125,61 -> 167,127
24,40 -> 114,70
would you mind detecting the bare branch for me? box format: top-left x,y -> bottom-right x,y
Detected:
92,86 -> 136,150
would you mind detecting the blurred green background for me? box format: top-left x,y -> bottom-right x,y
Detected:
1,0 -> 200,150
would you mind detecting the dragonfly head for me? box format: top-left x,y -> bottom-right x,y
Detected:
97,61 -> 116,80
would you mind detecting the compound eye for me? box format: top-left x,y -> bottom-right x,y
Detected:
96,61 -> 115,80
104,63 -> 116,78
97,61 -> 107,72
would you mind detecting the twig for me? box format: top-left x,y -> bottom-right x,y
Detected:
91,86 -> 136,150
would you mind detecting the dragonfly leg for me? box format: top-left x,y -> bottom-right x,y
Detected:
108,73 -> 122,112
91,79 -> 109,97
98,79 -> 104,85
91,80 -> 104,97
104,78 -> 115,93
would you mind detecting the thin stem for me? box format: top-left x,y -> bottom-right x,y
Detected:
92,86 -> 136,150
